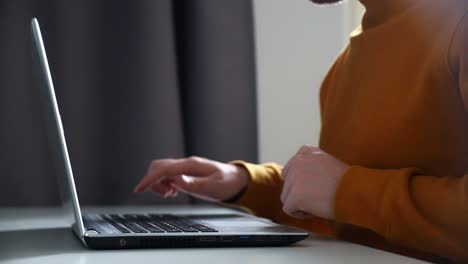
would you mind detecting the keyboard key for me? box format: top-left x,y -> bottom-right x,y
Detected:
151,222 -> 182,233
102,213 -> 218,233
138,222 -> 165,233
123,214 -> 151,221
122,222 -> 149,233
107,214 -> 148,233
101,215 -> 131,233
178,227 -> 200,233
197,228 -> 218,233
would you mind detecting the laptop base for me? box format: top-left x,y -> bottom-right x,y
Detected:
84,234 -> 307,249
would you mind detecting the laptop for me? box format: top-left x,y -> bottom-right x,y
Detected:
30,17 -> 308,249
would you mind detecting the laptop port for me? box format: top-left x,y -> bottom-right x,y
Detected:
239,235 -> 250,240
199,237 -> 216,242
221,236 -> 235,242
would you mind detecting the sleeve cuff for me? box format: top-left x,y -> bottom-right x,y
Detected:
227,160 -> 284,213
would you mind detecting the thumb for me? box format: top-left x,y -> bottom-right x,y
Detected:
289,210 -> 314,219
170,175 -> 219,202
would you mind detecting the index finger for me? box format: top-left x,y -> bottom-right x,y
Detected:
134,157 -> 215,192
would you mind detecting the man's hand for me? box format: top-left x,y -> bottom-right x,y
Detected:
281,145 -> 349,220
134,157 -> 250,202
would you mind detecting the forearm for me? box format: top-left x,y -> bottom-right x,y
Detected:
334,166 -> 468,262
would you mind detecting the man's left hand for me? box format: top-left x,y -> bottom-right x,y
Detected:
281,145 -> 349,220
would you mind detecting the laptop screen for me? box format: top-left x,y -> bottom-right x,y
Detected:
30,17 -> 85,238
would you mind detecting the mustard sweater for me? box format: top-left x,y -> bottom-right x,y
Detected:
232,0 -> 468,262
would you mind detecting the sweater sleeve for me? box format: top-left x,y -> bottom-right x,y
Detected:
229,160 -> 333,236
334,13 -> 468,262
228,161 -> 284,221
334,166 -> 468,262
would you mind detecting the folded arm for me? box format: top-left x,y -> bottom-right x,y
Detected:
335,166 -> 468,262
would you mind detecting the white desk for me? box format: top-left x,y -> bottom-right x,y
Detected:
0,206 -> 427,264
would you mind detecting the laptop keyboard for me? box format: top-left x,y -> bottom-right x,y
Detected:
101,214 -> 218,234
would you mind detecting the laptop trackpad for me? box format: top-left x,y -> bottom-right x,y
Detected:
192,215 -> 279,232
202,219 -> 274,228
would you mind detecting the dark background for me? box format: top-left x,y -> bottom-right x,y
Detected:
0,0 -> 258,205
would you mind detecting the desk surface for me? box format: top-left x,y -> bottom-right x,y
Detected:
0,206 -> 426,264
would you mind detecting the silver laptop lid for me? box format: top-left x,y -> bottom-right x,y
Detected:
30,18 -> 85,238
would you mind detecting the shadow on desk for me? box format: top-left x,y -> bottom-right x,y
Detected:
0,227 -> 85,261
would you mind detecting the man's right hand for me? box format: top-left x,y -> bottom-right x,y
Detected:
133,157 -> 251,202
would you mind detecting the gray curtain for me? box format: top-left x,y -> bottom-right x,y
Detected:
0,0 -> 258,206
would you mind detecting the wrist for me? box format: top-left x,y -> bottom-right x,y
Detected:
222,165 -> 251,203
235,164 -> 251,189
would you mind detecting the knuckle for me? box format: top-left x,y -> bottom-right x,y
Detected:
297,145 -> 315,156
187,156 -> 202,164
150,159 -> 172,169
148,159 -> 174,178
300,145 -> 310,152
150,160 -> 161,168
